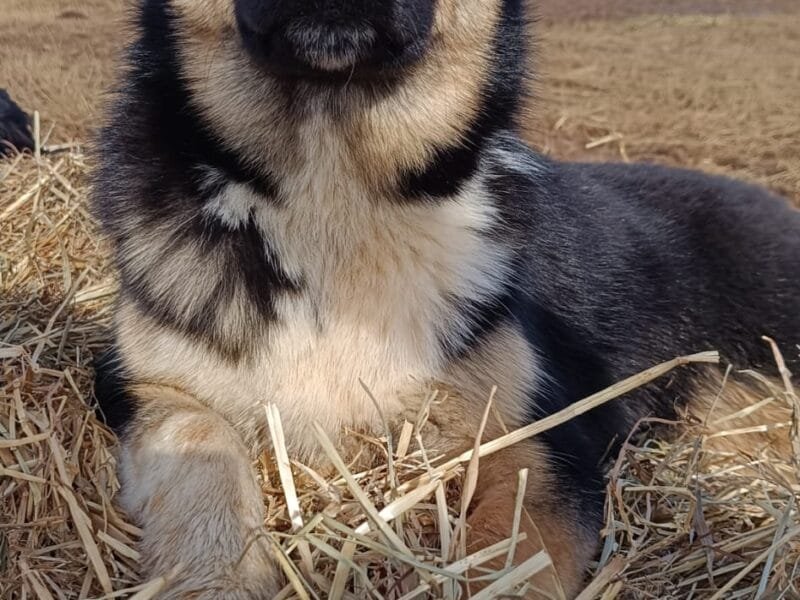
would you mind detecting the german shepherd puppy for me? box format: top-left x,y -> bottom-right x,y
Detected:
93,0 -> 800,597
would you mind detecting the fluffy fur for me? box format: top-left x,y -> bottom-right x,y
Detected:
93,0 -> 800,597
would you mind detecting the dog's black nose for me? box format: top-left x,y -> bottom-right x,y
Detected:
234,0 -> 435,79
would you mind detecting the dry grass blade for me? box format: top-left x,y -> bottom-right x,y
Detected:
266,404 -> 314,577
454,388 -> 495,558
505,468 -> 529,570
469,551 -> 552,600
574,558 -> 626,600
311,422 -> 418,560
764,336 -> 800,478
58,486 -> 114,594
708,526 -> 800,600
398,352 -> 720,495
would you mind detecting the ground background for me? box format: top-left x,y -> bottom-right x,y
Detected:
1,0 -> 799,201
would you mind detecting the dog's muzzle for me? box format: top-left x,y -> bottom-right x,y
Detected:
234,0 -> 435,81
282,20 -> 377,72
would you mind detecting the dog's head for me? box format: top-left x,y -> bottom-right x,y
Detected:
233,0 -> 436,81
169,0 -> 522,82
131,0 -> 528,190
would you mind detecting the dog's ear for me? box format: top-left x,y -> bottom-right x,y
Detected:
0,89 -> 35,156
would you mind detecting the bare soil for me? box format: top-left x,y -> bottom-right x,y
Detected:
531,14 -> 800,201
536,0 -> 800,22
0,0 -> 124,141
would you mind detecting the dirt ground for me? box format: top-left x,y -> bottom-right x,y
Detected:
0,0 -> 122,142
532,14 -> 800,200
536,0 -> 800,21
1,0 -> 798,201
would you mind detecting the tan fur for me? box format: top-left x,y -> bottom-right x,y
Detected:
170,0 -> 236,36
466,452 -> 594,599
115,169 -> 512,457
689,370 -> 795,458
399,378 -> 595,599
120,216 -> 226,321
398,325 -> 599,599
169,0 -> 502,194
443,325 -> 543,430
119,384 -> 279,599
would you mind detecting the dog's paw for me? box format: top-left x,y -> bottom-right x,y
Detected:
140,531 -> 283,600
154,569 -> 282,600
396,392 -> 485,455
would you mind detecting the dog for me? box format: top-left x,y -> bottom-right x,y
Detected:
0,89 -> 34,156
92,0 -> 800,597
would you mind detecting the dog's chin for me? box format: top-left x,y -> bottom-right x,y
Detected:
239,27 -> 428,87
250,51 -> 421,88
258,60 -> 408,87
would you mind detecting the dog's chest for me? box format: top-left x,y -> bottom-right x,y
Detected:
119,142 -> 508,456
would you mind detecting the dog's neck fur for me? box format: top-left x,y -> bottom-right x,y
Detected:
96,0 -> 532,453
115,157 -> 514,455
152,0 -> 529,198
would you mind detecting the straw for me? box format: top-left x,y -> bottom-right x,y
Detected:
2,148 -> 798,599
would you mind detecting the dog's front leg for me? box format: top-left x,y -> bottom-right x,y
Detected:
118,384 -> 280,599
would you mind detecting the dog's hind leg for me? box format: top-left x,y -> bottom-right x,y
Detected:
401,394 -> 599,599
118,384 -> 280,599
688,370 -> 796,459
463,442 -> 598,599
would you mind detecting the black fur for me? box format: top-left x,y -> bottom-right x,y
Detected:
93,0 -> 297,361
93,346 -> 136,435
0,89 -> 34,156
399,0 -> 529,200
480,146 -> 800,519
96,0 -> 279,208
236,0 -> 437,79
94,0 -> 800,541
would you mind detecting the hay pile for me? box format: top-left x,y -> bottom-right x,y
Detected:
1,146 -> 798,599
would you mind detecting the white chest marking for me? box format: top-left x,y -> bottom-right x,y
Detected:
120,126 -> 511,457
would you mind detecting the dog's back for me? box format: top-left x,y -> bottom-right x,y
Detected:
517,156 -> 800,382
